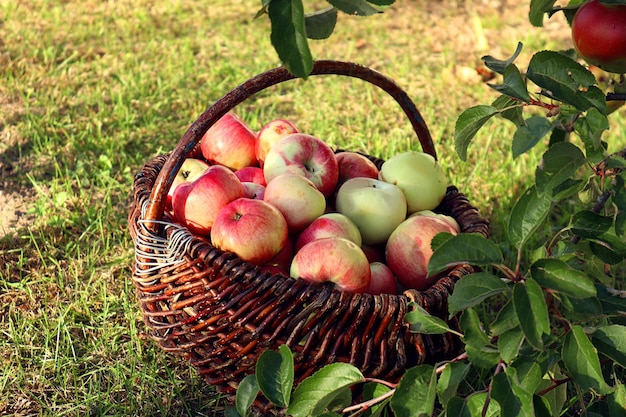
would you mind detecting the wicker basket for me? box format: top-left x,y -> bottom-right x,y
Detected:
128,60 -> 490,414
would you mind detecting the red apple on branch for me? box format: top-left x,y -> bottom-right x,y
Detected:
200,112 -> 258,170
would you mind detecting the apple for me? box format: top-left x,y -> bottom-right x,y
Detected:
379,151 -> 448,214
410,210 -> 461,233
256,118 -> 299,166
166,158 -> 210,212
385,214 -> 459,291
210,198 -> 289,265
361,243 -> 386,263
335,151 -> 379,186
290,237 -> 371,293
263,133 -> 339,198
295,212 -> 362,252
263,172 -> 326,233
172,164 -> 244,235
261,234 -> 295,274
200,112 -> 258,170
235,166 -> 266,186
242,182 -> 265,200
367,262 -> 398,295
335,177 -> 407,245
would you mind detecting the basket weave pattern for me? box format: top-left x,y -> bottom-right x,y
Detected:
128,61 -> 490,408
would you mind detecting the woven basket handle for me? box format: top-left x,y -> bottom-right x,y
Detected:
144,60 -> 435,230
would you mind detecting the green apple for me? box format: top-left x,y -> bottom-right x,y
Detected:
335,177 -> 407,245
379,151 -> 448,214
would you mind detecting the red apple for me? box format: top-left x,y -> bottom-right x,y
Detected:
235,166 -> 266,186
367,262 -> 398,295
211,198 -> 289,265
295,212 -> 362,252
410,210 -> 461,233
172,164 -> 244,235
242,182 -> 265,200
200,112 -> 258,170
263,133 -> 339,198
335,151 -> 379,186
256,118 -> 299,166
385,214 -> 459,291
263,172 -> 326,233
166,158 -> 210,212
290,237 -> 371,293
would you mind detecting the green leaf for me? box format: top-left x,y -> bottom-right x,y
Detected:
498,327 -> 524,363
571,210 -> 613,238
491,372 -> 535,417
526,51 -> 603,111
465,344 -> 501,369
507,185 -> 552,249
512,279 -> 550,350
256,345 -> 294,408
536,366 -> 568,417
482,42 -> 524,74
287,363 -> 364,417
535,142 -> 586,194
528,0 -> 557,26
366,0 -> 395,5
492,95 -> 525,127
608,383 -> 626,417
488,64 -> 530,102
437,362 -> 470,407
427,234 -> 504,278
268,0 -> 313,78
327,0 -> 381,16
574,108 -> 609,163
236,374 -> 259,417
448,272 -> 509,316
530,258 -> 596,299
304,7 -> 337,40
446,393 -> 501,417
512,116 -> 554,158
390,365 -> 436,417
361,382 -> 392,416
224,406 -> 243,417
460,308 -> 491,348
490,300 -> 520,336
597,285 -> 626,316
562,325 -> 613,394
405,304 -> 453,335
592,324 -> 626,368
454,105 -> 499,161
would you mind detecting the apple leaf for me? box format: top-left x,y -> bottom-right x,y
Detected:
511,116 -> 553,158
466,344 -> 501,369
437,362 -> 470,408
490,300 -> 520,336
498,327 -> 524,363
405,303 -> 454,335
327,0 -> 381,16
492,95 -> 525,127
562,325 -> 613,395
235,374 -> 260,417
460,308 -> 491,348
448,272 -> 509,316
446,393 -> 501,417
530,258 -> 596,299
571,210 -> 613,239
366,0 -> 395,5
574,108 -> 609,163
390,365 -> 436,417
287,363 -> 364,417
528,0 -> 557,26
512,279 -> 550,350
268,0 -> 313,78
535,142 -> 586,195
592,325 -> 626,368
427,233 -> 504,278
487,64 -> 530,102
255,345 -> 294,408
608,384 -> 626,416
482,41 -> 524,74
490,371 -> 535,417
507,185 -> 552,249
304,7 -> 337,40
454,105 -> 499,161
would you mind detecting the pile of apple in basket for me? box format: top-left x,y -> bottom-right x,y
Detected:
167,112 -> 459,295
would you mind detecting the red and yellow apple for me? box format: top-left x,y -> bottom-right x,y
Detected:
290,237 -> 371,293
335,151 -> 379,186
335,177 -> 407,245
241,182 -> 265,200
263,133 -> 339,198
256,118 -> 299,166
379,151 -> 448,214
367,262 -> 398,295
172,164 -> 244,236
200,112 -> 258,170
210,197 -> 289,265
235,166 -> 266,186
295,212 -> 362,252
166,158 -> 210,212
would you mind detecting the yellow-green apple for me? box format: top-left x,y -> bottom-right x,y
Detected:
235,166 -> 266,186
210,198 -> 288,265
200,112 -> 258,170
242,182 -> 265,200
367,262 -> 398,295
261,234 -> 294,275
385,214 -> 459,291
410,210 -> 460,233
263,133 -> 339,198
379,151 -> 448,214
295,212 -> 362,252
335,177 -> 407,245
256,118 -> 299,166
263,172 -> 326,233
335,151 -> 379,186
290,237 -> 371,293
166,158 -> 210,212
172,164 -> 244,235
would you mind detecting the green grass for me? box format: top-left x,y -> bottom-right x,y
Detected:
1,1 -> 625,416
